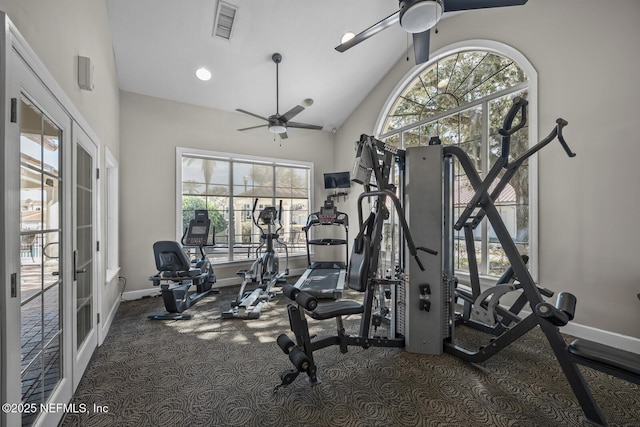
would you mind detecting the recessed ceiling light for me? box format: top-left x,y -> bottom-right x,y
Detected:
340,32 -> 355,44
195,67 -> 212,81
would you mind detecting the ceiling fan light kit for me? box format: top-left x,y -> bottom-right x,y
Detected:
335,0 -> 528,65
399,0 -> 443,33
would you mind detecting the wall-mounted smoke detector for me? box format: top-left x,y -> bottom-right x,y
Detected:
213,1 -> 238,40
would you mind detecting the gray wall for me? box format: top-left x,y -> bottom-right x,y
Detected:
333,0 -> 640,338
119,91 -> 336,293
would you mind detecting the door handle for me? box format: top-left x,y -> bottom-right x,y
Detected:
73,250 -> 78,281
72,251 -> 88,280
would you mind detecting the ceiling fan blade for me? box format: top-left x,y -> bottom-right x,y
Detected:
413,30 -> 431,64
286,122 -> 324,131
335,11 -> 400,53
281,105 -> 305,122
443,0 -> 528,12
237,124 -> 268,132
235,108 -> 269,122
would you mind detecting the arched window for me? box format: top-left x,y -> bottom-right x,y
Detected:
377,42 -> 537,279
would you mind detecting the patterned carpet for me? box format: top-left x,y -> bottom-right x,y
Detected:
62,283 -> 640,427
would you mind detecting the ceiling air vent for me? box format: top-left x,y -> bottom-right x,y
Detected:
213,1 -> 238,40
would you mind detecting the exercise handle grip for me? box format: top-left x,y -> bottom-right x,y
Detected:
498,97 -> 528,159
555,118 -> 576,158
417,246 -> 438,256
412,246 -> 438,272
500,97 -> 528,135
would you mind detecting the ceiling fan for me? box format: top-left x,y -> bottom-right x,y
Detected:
335,0 -> 528,65
236,53 -> 323,139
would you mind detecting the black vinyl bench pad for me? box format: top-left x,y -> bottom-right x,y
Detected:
308,300 -> 364,320
569,339 -> 640,382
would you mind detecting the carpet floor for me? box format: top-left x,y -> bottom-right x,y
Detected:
62,283 -> 640,426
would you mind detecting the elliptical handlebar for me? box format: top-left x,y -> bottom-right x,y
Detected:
275,199 -> 284,235
251,197 -> 260,228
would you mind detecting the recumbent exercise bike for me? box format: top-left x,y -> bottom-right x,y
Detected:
148,210 -> 218,320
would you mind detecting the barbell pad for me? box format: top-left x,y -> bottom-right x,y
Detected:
282,284 -> 300,301
277,334 -> 295,354
296,291 -> 318,311
288,348 -> 311,372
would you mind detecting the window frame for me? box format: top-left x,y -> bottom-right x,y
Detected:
374,40 -> 539,283
104,146 -> 119,283
175,147 -> 313,264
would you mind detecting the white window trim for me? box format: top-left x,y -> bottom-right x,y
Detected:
374,39 -> 539,282
104,146 -> 120,283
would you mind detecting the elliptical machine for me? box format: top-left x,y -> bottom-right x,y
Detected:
148,210 -> 218,320
222,198 -> 289,320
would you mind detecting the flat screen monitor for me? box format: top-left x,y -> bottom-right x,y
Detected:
324,171 -> 351,189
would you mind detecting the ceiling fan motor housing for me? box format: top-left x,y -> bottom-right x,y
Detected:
399,0 -> 443,33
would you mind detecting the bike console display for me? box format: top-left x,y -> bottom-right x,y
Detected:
259,206 -> 278,225
183,210 -> 211,247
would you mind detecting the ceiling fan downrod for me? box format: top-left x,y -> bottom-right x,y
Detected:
273,53 -> 282,115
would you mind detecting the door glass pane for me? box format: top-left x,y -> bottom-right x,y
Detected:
19,97 -> 63,426
21,354 -> 42,426
21,296 -> 42,370
20,100 -> 42,168
20,233 -> 42,303
42,116 -> 60,177
76,145 -> 93,349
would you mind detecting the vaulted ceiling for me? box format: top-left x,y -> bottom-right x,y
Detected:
106,0 -> 415,137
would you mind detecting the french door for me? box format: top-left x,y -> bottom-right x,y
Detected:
72,124 -> 98,390
5,55 -> 73,426
1,44 -> 98,426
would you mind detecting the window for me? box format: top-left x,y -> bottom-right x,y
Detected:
377,45 -> 536,279
176,148 -> 311,263
105,147 -> 119,282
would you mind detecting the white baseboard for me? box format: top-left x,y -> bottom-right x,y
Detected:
501,307 -> 640,354
456,294 -> 640,355
560,322 -> 640,354
121,287 -> 161,301
99,296 -> 121,346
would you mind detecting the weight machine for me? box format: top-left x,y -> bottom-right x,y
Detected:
402,97 -> 639,426
277,98 -> 639,425
275,134 -> 435,388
